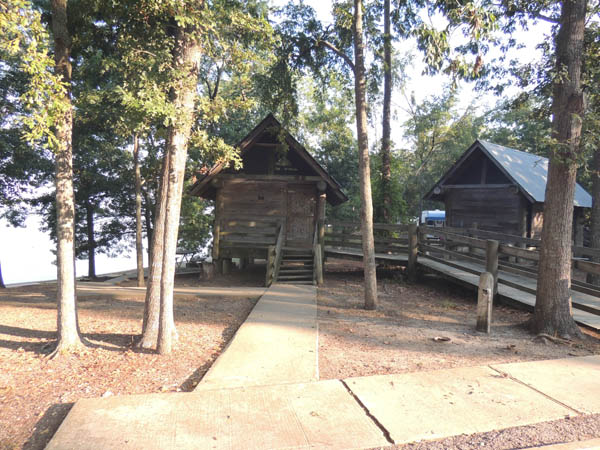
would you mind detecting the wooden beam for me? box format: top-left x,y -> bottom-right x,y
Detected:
441,183 -> 514,189
217,174 -> 323,182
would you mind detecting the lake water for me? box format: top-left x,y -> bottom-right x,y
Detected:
0,215 -> 144,285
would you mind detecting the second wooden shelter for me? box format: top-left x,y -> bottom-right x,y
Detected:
424,140 -> 592,242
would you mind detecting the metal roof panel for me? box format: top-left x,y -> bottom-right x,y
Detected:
478,140 -> 592,207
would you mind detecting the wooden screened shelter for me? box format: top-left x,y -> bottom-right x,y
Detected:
189,114 -> 347,284
424,140 -> 592,241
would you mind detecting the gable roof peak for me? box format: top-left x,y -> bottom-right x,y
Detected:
425,139 -> 592,208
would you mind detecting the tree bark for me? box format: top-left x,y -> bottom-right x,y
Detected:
588,148 -> 600,285
133,134 -> 145,287
85,201 -> 96,279
137,153 -> 169,349
534,0 -> 587,338
143,189 -> 154,267
0,261 -> 5,288
51,0 -> 84,354
353,0 -> 378,310
157,27 -> 201,354
380,0 -> 392,224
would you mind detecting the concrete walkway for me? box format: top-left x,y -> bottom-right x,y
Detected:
44,281 -> 600,449
195,283 -> 318,391
46,356 -> 600,449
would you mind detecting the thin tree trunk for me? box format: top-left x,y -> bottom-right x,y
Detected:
0,261 -> 5,288
353,0 -> 378,310
157,27 -> 201,354
143,189 -> 154,268
380,0 -> 392,224
51,0 -> 83,354
133,134 -> 145,287
85,201 -> 96,279
588,148 -> 600,285
137,153 -> 169,349
534,0 -> 587,338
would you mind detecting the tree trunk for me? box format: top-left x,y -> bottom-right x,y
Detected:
380,0 -> 392,224
0,261 -> 5,288
85,201 -> 96,279
534,0 -> 587,338
588,148 -> 600,285
353,0 -> 378,310
143,189 -> 154,268
157,27 -> 201,355
133,134 -> 145,287
51,0 -> 84,354
137,153 -> 169,349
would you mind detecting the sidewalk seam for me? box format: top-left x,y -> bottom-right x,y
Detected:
487,365 -> 583,415
340,380 -> 395,445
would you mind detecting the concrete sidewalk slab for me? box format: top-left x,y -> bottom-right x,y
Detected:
491,356 -> 600,414
195,284 -> 318,391
46,380 -> 389,450
344,365 -> 575,445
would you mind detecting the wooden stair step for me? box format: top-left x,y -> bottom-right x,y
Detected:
277,274 -> 314,280
279,269 -> 313,274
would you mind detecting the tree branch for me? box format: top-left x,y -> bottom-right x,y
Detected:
536,13 -> 560,24
212,64 -> 224,100
316,39 -> 355,72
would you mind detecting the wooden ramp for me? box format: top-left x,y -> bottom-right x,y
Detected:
322,223 -> 600,332
325,246 -> 408,264
418,256 -> 600,331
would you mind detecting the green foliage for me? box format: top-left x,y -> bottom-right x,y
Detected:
482,95 -> 552,156
400,86 -> 484,219
177,190 -> 213,255
296,76 -> 361,221
0,0 -> 69,149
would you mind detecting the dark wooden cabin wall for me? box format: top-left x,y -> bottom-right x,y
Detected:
445,187 -> 523,234
218,180 -> 287,221
445,148 -> 511,186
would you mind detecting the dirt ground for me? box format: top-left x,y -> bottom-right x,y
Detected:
0,271 -> 260,450
2,260 -> 600,450
318,259 -> 600,380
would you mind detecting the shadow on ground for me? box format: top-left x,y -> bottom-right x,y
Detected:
23,402 -> 74,450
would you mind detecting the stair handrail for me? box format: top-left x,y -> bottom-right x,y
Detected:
272,220 -> 286,283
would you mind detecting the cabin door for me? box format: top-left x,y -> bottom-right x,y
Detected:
286,184 -> 316,248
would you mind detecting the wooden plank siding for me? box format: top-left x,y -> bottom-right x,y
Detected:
215,179 -> 320,258
445,187 -> 524,235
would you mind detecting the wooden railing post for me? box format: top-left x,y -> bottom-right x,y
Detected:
468,222 -> 478,255
212,219 -> 220,261
318,219 -> 325,261
486,239 -> 499,295
476,272 -> 494,333
266,245 -> 275,287
408,223 -> 418,281
314,243 -> 324,285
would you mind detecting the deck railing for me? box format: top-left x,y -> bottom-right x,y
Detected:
324,222 -> 409,254
265,222 -> 286,287
417,225 -> 600,315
